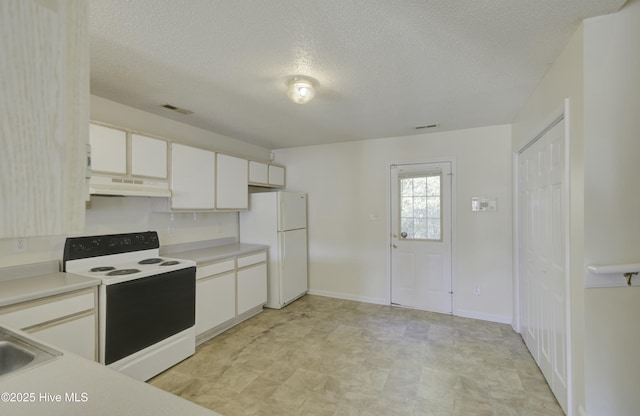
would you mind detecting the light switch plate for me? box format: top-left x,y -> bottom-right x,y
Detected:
471,197 -> 497,212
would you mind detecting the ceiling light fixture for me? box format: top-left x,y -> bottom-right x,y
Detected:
287,76 -> 316,104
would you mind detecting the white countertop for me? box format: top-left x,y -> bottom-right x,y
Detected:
0,272 -> 101,308
162,241 -> 268,265
0,333 -> 219,416
0,261 -> 101,308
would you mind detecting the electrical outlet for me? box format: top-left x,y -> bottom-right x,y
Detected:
13,238 -> 28,253
474,285 -> 481,296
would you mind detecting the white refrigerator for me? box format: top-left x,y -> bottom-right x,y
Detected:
239,191 -> 308,309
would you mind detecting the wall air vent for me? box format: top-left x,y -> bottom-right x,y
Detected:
415,124 -> 439,130
161,104 -> 193,115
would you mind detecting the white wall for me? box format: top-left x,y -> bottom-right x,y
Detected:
275,125 -> 513,322
583,1 -> 640,414
0,96 -> 270,268
511,25 -> 585,415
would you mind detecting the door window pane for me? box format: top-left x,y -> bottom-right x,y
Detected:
399,173 -> 441,240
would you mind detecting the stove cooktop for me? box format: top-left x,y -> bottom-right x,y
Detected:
63,232 -> 195,285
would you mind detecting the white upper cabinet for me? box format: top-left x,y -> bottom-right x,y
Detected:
89,124 -> 168,179
0,0 -> 89,238
131,133 -> 168,179
249,161 -> 269,185
90,124 -> 127,175
171,144 -> 215,210
268,164 -> 286,187
216,154 -> 248,210
249,161 -> 286,188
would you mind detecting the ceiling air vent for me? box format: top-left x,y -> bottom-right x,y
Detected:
415,124 -> 439,130
161,104 -> 193,115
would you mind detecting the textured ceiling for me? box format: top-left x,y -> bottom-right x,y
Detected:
89,0 -> 626,150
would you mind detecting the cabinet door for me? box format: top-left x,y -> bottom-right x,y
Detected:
237,263 -> 267,315
216,154 -> 248,209
195,272 -> 236,335
171,144 -> 215,209
131,133 -> 167,179
249,161 -> 269,185
90,123 -> 127,174
31,315 -> 96,361
268,165 -> 286,187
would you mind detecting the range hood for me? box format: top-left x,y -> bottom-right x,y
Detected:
89,175 -> 171,197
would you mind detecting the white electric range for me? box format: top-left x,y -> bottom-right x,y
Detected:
63,231 -> 196,381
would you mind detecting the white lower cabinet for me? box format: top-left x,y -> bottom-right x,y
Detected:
195,271 -> 235,336
31,314 -> 96,361
237,263 -> 267,315
237,253 -> 268,315
0,288 -> 98,361
194,250 -> 267,344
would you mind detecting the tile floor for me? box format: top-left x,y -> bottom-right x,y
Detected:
149,295 -> 564,415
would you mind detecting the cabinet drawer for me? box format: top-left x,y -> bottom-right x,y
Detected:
0,290 -> 95,330
196,259 -> 235,279
238,251 -> 267,268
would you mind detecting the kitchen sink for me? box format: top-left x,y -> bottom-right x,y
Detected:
0,327 -> 62,378
0,341 -> 35,375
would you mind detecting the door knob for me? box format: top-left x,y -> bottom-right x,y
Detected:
392,243 -> 398,248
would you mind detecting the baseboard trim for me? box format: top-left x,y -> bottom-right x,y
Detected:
456,309 -> 512,324
196,306 -> 263,346
308,290 -> 512,324
306,289 -> 388,305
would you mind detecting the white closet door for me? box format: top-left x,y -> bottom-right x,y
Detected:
517,118 -> 568,413
547,120 -> 568,408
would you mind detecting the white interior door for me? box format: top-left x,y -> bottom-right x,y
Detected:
517,118 -> 568,412
390,162 -> 452,313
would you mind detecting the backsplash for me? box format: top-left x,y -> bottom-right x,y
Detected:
0,196 -> 238,268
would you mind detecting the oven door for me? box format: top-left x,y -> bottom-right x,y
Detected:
104,267 -> 196,365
